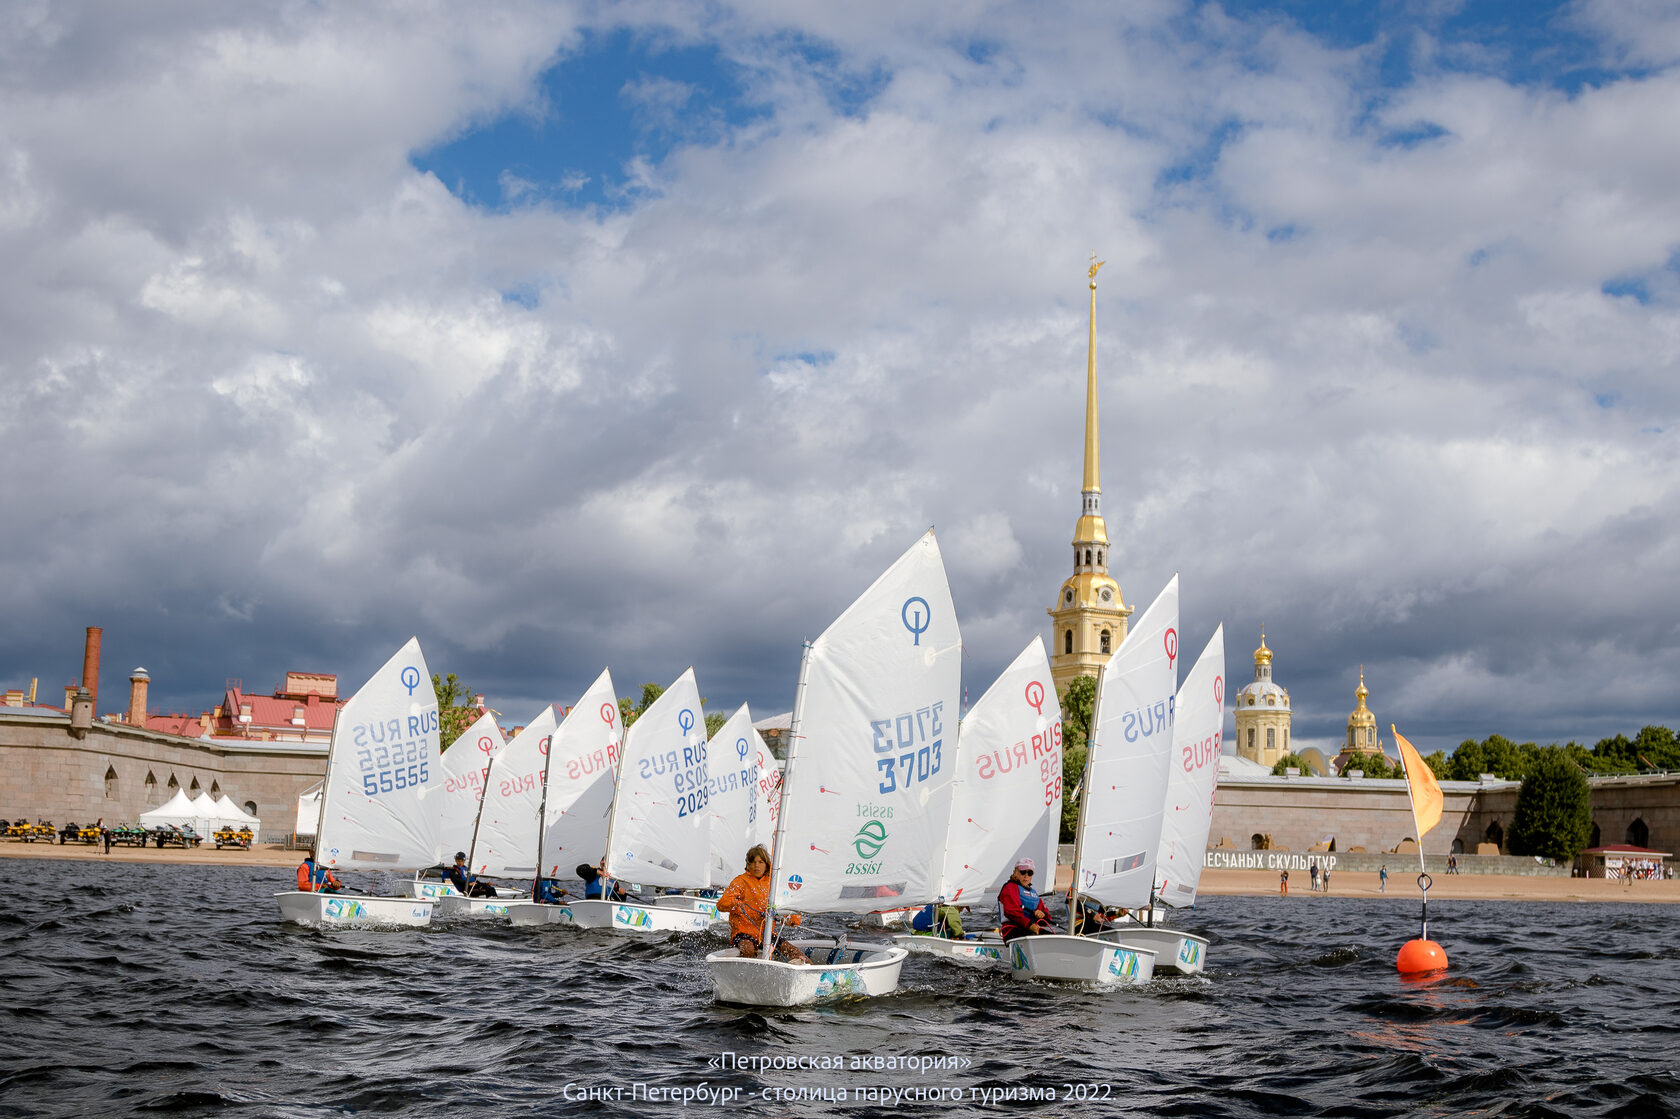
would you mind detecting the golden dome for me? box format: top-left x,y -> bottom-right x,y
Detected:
1348,668 -> 1375,726
1254,628 -> 1272,665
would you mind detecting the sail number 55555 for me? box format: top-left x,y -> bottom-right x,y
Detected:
871,702 -> 944,794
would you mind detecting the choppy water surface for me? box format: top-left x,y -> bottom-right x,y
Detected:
0,858 -> 1676,1118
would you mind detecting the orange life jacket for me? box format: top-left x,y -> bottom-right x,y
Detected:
297,861 -> 315,891
717,870 -> 772,942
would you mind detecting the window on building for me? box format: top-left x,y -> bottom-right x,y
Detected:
1485,821 -> 1504,849
1266,728 -> 1275,752
167,774 -> 179,792
1266,696 -> 1275,706
1247,728 -> 1255,751
104,766 -> 118,799
1097,550 -> 1103,565
1589,822 -> 1601,848
1367,727 -> 1375,747
1283,729 -> 1289,751
1100,630 -> 1111,654
210,781 -> 221,798
188,777 -> 202,795
1084,549 -> 1091,566
1064,630 -> 1073,655
1627,818 -> 1650,848
244,801 -> 258,819
1250,833 -> 1265,850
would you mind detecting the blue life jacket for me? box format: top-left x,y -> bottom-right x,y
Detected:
910,904 -> 935,932
585,876 -> 606,900
1016,884 -> 1041,913
537,879 -> 564,904
444,864 -> 472,893
310,862 -> 333,889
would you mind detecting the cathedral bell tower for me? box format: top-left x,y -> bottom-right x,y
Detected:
1048,257 -> 1132,691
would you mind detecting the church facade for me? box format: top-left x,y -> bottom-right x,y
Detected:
1233,631 -> 1292,769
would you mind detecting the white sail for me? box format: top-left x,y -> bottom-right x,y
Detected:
772,531 -> 962,913
316,637 -> 441,872
1074,575 -> 1179,909
607,669 -> 713,890
1155,626 -> 1225,908
939,637 -> 1064,906
468,705 -> 558,878
705,704 -> 770,886
537,669 -> 623,877
434,710 -> 505,863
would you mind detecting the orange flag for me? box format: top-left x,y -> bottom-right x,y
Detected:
1393,726 -> 1442,838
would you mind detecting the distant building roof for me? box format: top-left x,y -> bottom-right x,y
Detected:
1581,845 -> 1672,857
753,712 -> 793,732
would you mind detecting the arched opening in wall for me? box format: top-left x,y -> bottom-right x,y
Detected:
1084,549 -> 1092,566
1485,821 -> 1504,850
244,801 -> 258,819
1450,837 -> 1464,854
1266,728 -> 1275,752
1590,822 -> 1602,848
104,766 -> 118,799
210,781 -> 221,797
1097,550 -> 1103,566
1064,630 -> 1073,656
188,777 -> 201,795
1246,728 -> 1255,752
1627,818 -> 1650,848
167,774 -> 179,793
145,771 -> 157,805
1250,833 -> 1266,850
1100,630 -> 1111,655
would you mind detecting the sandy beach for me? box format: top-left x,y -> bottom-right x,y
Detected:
3,841 -> 1674,903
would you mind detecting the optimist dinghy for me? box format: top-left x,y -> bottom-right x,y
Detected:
505,670 -> 624,927
1118,625 -> 1226,976
274,637 -> 441,928
1009,579 -> 1183,985
892,637 -> 1064,968
706,530 -> 961,1006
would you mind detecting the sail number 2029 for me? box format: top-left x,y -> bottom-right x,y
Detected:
870,702 -> 944,794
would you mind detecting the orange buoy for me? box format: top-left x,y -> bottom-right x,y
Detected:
1396,938 -> 1448,975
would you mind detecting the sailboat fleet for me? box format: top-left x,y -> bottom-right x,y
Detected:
276,530 -> 1225,1007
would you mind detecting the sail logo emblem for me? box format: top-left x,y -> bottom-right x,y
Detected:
477,735 -> 494,754
901,596 -> 931,645
1024,680 -> 1045,715
600,703 -> 617,727
1213,676 -> 1224,705
400,666 -> 421,694
537,735 -> 551,757
852,820 -> 888,859
1106,949 -> 1139,979
1163,629 -> 1177,670
786,874 -> 803,891
678,709 -> 695,737
735,736 -> 750,760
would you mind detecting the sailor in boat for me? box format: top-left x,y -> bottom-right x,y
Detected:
998,859 -> 1054,941
908,898 -> 965,939
535,877 -> 571,904
296,850 -> 343,894
716,846 -> 809,963
576,862 -> 630,902
1070,898 -> 1124,936
444,852 -> 500,898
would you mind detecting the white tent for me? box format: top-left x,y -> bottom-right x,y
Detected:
213,794 -> 261,830
140,789 -> 213,836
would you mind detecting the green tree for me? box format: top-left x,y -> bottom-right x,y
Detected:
619,682 -> 667,728
1630,725 -> 1680,771
1507,747 -> 1593,861
705,712 -> 728,738
1060,742 -> 1087,843
1270,752 -> 1317,776
1345,752 -> 1400,779
1059,675 -> 1097,750
433,672 -> 477,750
1423,750 -> 1450,779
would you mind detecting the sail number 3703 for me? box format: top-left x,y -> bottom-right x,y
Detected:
870,702 -> 944,794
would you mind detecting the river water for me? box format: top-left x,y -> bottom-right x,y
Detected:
1,857 -> 1675,1118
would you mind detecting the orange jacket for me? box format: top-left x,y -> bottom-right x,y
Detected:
717,870 -> 772,942
296,860 -> 340,892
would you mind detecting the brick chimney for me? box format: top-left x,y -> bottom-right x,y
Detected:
128,667 -> 150,726
81,626 -> 102,716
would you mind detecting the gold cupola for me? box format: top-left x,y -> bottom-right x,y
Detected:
1048,255 -> 1132,691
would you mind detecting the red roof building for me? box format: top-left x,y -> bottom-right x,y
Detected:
138,671 -> 344,744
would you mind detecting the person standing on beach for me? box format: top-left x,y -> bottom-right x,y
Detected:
1379,865 -> 1388,893
1322,868 -> 1330,893
1310,864 -> 1319,891
1280,869 -> 1289,896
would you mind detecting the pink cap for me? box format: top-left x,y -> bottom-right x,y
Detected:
1014,858 -> 1036,872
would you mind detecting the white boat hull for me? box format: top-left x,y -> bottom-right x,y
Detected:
707,940 -> 909,1007
1007,934 -> 1156,985
890,933 -> 1006,966
275,891 -> 435,927
505,898 -> 721,933
1095,926 -> 1208,975
401,880 -> 459,900
433,894 -> 517,918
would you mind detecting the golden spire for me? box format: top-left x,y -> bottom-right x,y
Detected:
1254,627 -> 1272,665
1356,666 -> 1369,703
1083,252 -> 1104,496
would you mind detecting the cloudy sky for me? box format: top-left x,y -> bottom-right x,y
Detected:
3,0 -> 1677,755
